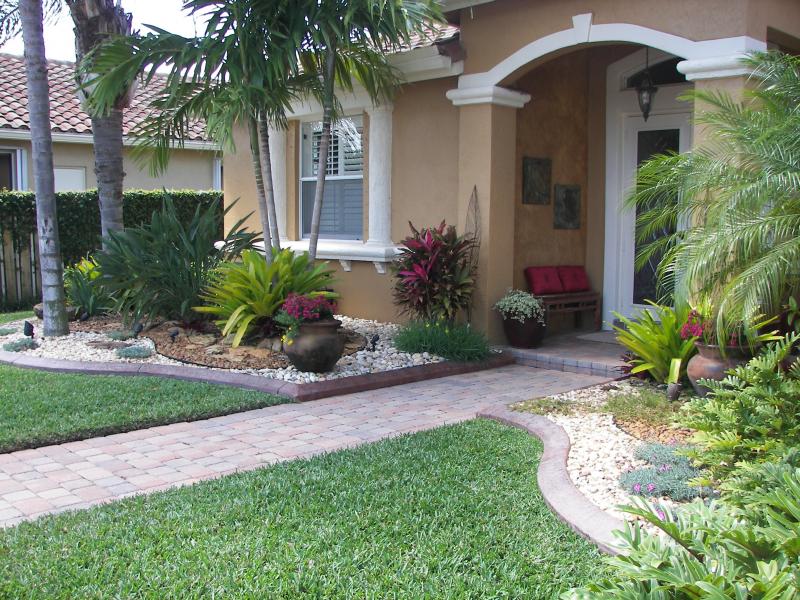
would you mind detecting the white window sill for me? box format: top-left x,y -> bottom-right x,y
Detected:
256,240 -> 400,273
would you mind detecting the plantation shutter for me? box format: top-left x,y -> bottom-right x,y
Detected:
301,116 -> 363,240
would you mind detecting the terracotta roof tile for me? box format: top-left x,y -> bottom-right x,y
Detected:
0,53 -> 210,141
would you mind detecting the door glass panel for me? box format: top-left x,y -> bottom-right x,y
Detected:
633,129 -> 679,305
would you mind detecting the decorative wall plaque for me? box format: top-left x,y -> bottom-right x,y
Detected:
522,157 -> 551,205
554,184 -> 581,229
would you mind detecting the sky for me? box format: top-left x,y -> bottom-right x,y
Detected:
0,1 -> 200,61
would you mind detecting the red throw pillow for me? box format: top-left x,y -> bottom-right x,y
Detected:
524,266 -> 564,295
557,266 -> 590,293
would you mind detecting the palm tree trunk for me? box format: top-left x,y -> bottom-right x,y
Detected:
307,49 -> 336,262
257,114 -> 281,251
91,110 -> 125,242
19,0 -> 69,336
248,117 -> 274,264
68,0 -> 132,246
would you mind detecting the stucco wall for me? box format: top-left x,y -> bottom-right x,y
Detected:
0,137 -> 217,191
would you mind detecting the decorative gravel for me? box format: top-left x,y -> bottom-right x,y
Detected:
0,316 -> 445,383
528,382 -> 681,523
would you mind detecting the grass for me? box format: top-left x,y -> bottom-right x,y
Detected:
602,386 -> 684,427
514,396 -> 577,416
394,321 -> 492,362
0,420 -> 606,598
0,365 -> 288,453
0,310 -> 33,325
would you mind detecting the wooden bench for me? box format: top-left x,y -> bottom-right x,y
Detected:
524,266 -> 601,331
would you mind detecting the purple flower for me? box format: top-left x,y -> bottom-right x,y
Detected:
656,509 -> 666,520
647,483 -> 656,493
659,464 -> 671,472
633,483 -> 642,493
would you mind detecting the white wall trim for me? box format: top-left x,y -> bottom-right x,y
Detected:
212,157 -> 223,191
445,85 -> 531,107
268,125 -> 288,238
0,128 -> 220,151
455,12 -> 766,90
366,103 -> 393,245
390,45 -> 464,83
676,55 -> 752,80
274,239 -> 400,273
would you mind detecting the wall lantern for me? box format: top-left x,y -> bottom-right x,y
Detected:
636,48 -> 658,121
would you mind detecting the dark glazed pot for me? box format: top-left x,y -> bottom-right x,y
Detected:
502,317 -> 546,349
284,318 -> 345,373
687,343 -> 751,397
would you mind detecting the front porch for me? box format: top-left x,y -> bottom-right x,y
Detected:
506,331 -> 625,379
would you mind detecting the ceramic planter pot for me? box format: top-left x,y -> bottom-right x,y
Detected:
501,316 -> 546,349
284,318 -> 345,373
687,342 -> 751,397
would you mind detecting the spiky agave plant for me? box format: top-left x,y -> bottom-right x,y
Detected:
629,51 -> 800,344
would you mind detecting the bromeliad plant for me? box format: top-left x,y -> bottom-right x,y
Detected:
392,221 -> 477,323
613,302 -> 697,383
197,249 -> 336,347
63,257 -> 114,317
274,293 -> 337,343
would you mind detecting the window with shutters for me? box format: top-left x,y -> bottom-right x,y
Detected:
300,115 -> 363,240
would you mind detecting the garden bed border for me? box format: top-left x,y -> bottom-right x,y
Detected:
478,405 -> 625,555
0,350 -> 515,401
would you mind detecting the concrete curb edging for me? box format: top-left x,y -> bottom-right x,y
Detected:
0,350 -> 515,401
477,405 -> 624,555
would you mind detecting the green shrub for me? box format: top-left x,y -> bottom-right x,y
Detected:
3,338 -> 38,352
681,333 -> 800,486
393,321 -> 491,362
95,195 -> 258,325
64,257 -> 114,317
493,289 -> 545,324
613,301 -> 697,383
115,346 -> 153,359
619,443 -> 709,502
602,386 -> 683,427
565,463 -> 800,599
392,222 -> 477,323
0,189 -> 223,266
0,328 -> 15,336
196,249 -> 336,347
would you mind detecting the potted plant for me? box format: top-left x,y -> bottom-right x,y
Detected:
682,307 -> 779,396
275,293 -> 344,373
493,289 -> 546,348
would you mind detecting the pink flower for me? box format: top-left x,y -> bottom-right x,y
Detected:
633,483 -> 642,493
647,483 -> 656,493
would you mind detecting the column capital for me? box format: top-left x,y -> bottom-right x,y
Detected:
677,55 -> 751,81
446,85 -> 531,108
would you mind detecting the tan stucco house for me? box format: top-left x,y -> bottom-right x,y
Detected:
223,0 -> 800,341
0,53 -> 221,194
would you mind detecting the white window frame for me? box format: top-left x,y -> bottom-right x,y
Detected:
298,114 -> 364,240
0,147 -> 27,190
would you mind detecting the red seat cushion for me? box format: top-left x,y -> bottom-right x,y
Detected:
557,266 -> 591,293
524,266 -> 564,295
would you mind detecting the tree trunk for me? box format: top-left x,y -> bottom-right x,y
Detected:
19,0 -> 69,336
91,110 -> 125,241
257,114 -> 281,251
68,0 -> 132,246
248,117 -> 274,264
307,49 -> 337,262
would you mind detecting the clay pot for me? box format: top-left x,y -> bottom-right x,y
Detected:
687,343 -> 751,397
284,318 -> 345,373
501,317 -> 546,349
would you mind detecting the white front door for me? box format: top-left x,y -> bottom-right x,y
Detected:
617,113 -> 691,319
602,48 -> 693,327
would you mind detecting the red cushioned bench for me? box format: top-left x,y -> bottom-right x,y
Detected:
524,266 -> 601,331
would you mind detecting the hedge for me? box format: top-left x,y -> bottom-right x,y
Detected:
0,189 -> 223,265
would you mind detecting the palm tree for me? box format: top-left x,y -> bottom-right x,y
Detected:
83,0 -> 305,263
67,0 -> 132,243
18,0 -> 69,336
299,0 -> 442,261
630,51 -> 800,342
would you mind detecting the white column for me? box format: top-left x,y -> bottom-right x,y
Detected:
268,125 -> 288,239
366,104 -> 393,245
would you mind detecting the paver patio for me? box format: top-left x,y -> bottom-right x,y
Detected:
0,364 -> 609,527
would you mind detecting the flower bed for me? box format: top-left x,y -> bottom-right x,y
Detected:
514,381 -> 700,523
0,315 -> 446,384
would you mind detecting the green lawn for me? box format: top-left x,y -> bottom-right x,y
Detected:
0,420 -> 606,598
0,365 -> 288,453
0,310 -> 33,325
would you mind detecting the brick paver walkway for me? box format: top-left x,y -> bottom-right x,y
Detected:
0,365 -> 608,527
